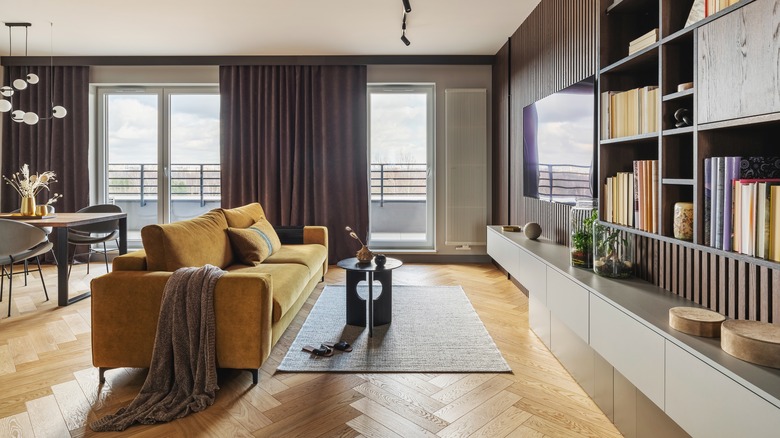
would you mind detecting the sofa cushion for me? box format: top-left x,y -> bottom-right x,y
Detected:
226,226 -> 273,265
226,216 -> 282,264
221,203 -> 267,229
141,210 -> 233,271
226,263 -> 310,323
264,244 -> 327,276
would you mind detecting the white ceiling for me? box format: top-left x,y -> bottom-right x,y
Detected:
0,0 -> 540,58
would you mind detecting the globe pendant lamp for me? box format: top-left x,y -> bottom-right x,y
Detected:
0,22 -> 67,125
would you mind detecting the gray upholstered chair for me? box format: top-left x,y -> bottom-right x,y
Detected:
0,219 -> 52,317
68,204 -> 123,275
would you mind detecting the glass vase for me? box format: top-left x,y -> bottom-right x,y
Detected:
593,222 -> 634,278
569,199 -> 597,269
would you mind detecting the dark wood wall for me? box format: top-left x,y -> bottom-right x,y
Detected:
491,0 -> 778,323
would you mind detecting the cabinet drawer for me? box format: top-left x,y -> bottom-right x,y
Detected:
547,268 -> 589,343
529,294 -> 550,348
517,248 -> 547,303
487,230 -> 522,280
590,295 -> 665,409
665,341 -> 780,437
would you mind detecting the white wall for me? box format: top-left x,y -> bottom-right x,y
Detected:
368,65 -> 492,256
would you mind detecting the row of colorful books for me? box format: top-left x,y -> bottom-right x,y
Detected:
704,156 -> 780,260
600,86 -> 659,140
604,160 -> 658,232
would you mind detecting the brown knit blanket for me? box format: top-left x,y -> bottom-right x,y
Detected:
90,264 -> 225,432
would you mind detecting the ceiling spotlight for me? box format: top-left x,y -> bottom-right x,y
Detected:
402,0 -> 412,13
401,12 -> 411,46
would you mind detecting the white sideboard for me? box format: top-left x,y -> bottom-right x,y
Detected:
487,226 -> 780,438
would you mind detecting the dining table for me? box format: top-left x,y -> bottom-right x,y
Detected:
0,212 -> 128,306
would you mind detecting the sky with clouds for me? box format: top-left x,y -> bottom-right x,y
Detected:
370,93 -> 428,164
107,94 -> 220,164
533,91 -> 594,166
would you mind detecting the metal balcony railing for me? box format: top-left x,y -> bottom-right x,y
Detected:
108,162 -> 429,209
370,163 -> 427,207
537,163 -> 593,202
108,163 -> 221,207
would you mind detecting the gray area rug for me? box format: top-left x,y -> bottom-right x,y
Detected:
277,285 -> 511,373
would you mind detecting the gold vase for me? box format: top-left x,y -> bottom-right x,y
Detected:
356,245 -> 374,264
20,196 -> 36,216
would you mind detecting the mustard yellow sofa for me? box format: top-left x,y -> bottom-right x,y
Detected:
90,203 -> 328,384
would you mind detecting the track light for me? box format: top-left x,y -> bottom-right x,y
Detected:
401,12 -> 411,46
402,0 -> 412,13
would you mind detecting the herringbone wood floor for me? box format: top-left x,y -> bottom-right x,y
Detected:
0,262 -> 622,437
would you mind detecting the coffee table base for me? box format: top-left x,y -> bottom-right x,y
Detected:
345,269 -> 393,336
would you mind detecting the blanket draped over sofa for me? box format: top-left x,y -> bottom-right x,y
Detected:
90,264 -> 225,432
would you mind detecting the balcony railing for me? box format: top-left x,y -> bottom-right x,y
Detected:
370,163 -> 427,207
537,163 -> 593,202
108,164 -> 221,207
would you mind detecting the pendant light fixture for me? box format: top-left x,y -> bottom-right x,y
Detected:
0,22 -> 67,125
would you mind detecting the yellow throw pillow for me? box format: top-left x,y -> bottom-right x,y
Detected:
226,218 -> 282,265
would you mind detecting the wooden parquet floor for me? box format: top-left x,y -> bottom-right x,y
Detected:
0,262 -> 622,437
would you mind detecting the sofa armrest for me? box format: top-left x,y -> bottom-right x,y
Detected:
304,226 -> 328,275
112,250 -> 148,271
91,270 -> 274,370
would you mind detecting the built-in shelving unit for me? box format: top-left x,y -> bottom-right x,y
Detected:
598,0 -> 780,266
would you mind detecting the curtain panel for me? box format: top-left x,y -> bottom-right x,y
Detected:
219,65 -> 369,261
1,65 -> 90,214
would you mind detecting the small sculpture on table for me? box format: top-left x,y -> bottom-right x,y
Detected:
345,226 -> 373,263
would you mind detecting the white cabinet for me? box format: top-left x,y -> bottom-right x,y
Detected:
547,268 -> 589,343
665,341 -> 780,438
486,229 -> 521,279
590,295 -> 665,410
529,294 -> 551,348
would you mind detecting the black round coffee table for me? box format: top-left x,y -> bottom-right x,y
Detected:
337,257 -> 402,337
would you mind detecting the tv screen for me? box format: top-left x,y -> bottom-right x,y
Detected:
523,77 -> 596,204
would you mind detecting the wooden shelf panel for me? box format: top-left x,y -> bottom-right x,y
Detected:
663,126 -> 694,136
601,44 -> 659,75
606,0 -> 658,14
601,132 -> 659,145
663,88 -> 694,101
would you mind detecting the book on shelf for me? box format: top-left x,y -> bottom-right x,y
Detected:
651,160 -> 658,233
770,185 -> 780,262
704,157 -> 712,245
722,156 -> 740,251
628,28 -> 658,55
603,85 -> 658,138
600,91 -> 615,140
756,181 -> 780,259
712,157 -> 725,249
732,178 -> 780,257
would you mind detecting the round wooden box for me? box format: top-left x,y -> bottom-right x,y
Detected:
721,320 -> 780,369
668,307 -> 726,337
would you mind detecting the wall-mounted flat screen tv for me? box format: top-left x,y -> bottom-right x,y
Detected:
523,77 -> 596,204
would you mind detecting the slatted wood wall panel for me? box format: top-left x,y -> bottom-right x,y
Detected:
492,41 -> 510,225
495,0 -> 777,323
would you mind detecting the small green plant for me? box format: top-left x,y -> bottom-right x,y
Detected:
593,223 -> 633,278
570,210 -> 597,268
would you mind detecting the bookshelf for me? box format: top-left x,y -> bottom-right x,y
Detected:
598,0 -> 780,263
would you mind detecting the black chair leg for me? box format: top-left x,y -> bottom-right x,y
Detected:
103,241 -> 109,273
7,261 -> 13,317
1,265 -> 5,301
23,260 -> 28,286
35,256 -> 49,301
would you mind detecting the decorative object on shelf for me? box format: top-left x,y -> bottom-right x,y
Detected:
374,253 -> 387,267
674,108 -> 692,128
345,225 -> 373,264
0,23 -> 67,125
721,320 -> 780,369
523,222 -> 542,240
501,225 -> 521,232
593,223 -> 633,278
669,307 -> 726,337
673,202 -> 694,241
685,0 -> 705,27
677,82 -> 694,92
3,164 -> 58,216
570,200 -> 597,269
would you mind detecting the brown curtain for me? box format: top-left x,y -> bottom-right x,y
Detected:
1,65 -> 90,213
219,65 -> 368,261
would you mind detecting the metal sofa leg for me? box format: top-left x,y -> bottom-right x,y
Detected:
99,367 -> 107,383
249,369 -> 259,385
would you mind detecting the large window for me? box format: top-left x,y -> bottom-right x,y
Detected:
97,87 -> 220,246
367,84 -> 435,250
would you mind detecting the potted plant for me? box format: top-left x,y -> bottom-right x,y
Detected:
593,222 -> 633,278
570,210 -> 597,269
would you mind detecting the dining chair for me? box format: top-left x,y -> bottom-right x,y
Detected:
68,204 -> 123,275
0,219 -> 51,317
9,208 -> 57,285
